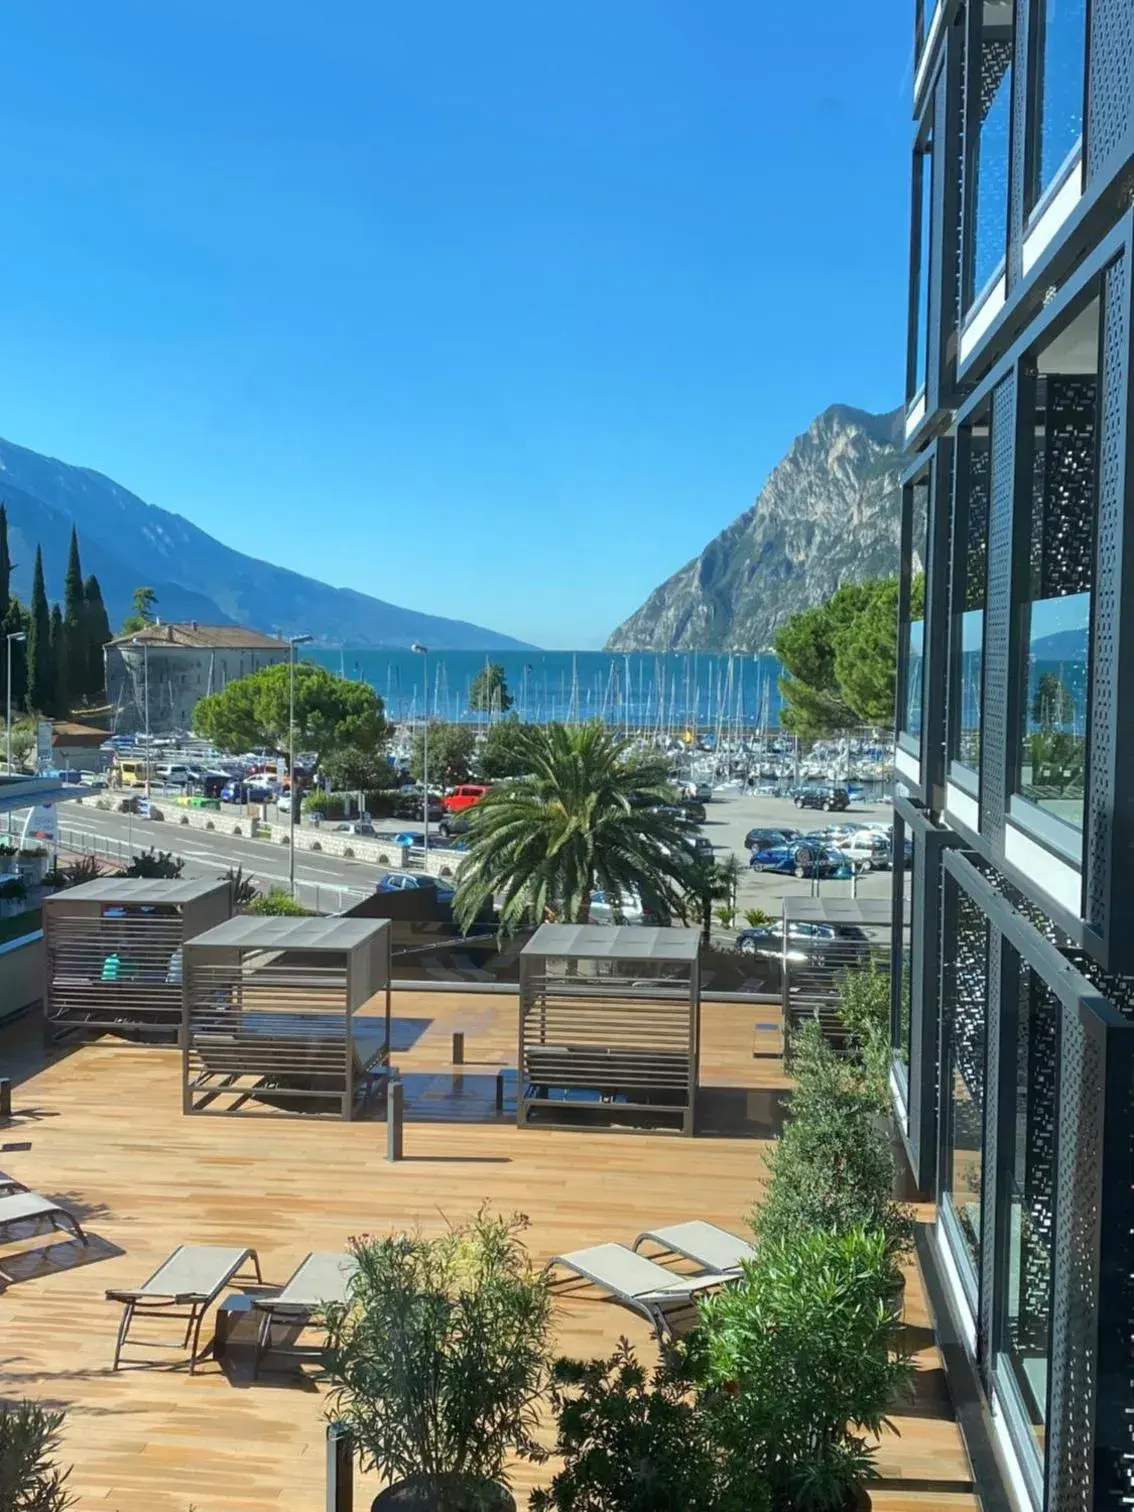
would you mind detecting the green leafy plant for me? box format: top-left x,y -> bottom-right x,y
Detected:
693,1226 -> 913,1512
0,1398 -> 74,1512
714,905 -> 736,929
322,1210 -> 552,1512
531,1340 -> 741,1512
0,875 -> 28,903
60,854 -> 105,888
122,846 -> 184,880
754,1023 -> 913,1264
303,792 -> 346,820
224,865 -> 259,909
743,908 -> 774,929
247,887 -> 310,916
835,966 -> 892,1102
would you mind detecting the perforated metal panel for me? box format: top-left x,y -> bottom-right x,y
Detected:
979,929 -> 1002,1364
1047,1006 -> 1103,1512
981,373 -> 1018,843
1086,0 -> 1133,180
1007,0 -> 1029,287
1086,254 -> 1128,940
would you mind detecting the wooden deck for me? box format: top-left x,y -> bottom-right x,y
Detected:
0,992 -> 978,1511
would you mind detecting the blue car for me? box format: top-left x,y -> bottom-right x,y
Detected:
375,871 -> 455,900
748,841 -> 847,879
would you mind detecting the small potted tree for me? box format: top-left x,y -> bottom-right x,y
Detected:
0,1398 -> 74,1512
322,1209 -> 552,1512
693,1226 -> 913,1512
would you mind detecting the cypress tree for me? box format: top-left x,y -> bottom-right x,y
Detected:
26,546 -> 52,715
83,574 -> 112,696
63,525 -> 85,699
50,602 -> 68,718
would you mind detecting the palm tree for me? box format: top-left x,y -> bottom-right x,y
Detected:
453,722 -> 697,933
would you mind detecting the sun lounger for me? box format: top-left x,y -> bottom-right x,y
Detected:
546,1242 -> 736,1339
106,1244 -> 262,1372
0,1190 -> 87,1248
252,1250 -> 356,1376
632,1221 -> 756,1274
0,1171 -> 29,1197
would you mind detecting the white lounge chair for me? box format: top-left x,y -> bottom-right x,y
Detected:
632,1221 -> 755,1274
106,1244 -> 262,1372
546,1242 -> 736,1339
0,1171 -> 29,1197
252,1250 -> 356,1376
0,1190 -> 87,1249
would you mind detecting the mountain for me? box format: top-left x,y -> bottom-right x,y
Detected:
605,404 -> 904,653
0,437 -> 534,650
1031,627 -> 1089,660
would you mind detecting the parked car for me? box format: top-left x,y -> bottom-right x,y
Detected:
680,799 -> 706,824
55,768 -> 84,785
734,920 -> 872,988
375,871 -> 454,899
392,791 -> 446,822
442,783 -> 491,814
335,820 -> 376,837
744,826 -> 798,851
836,830 -> 892,870
437,814 -> 471,840
680,780 -> 713,802
793,785 -> 851,812
276,792 -> 294,816
748,841 -> 847,879
588,888 -> 661,925
687,835 -> 714,860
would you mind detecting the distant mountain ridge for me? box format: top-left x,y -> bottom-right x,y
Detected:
606,404 -> 904,653
0,436 -> 534,650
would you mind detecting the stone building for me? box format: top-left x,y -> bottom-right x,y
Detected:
105,622 -> 289,735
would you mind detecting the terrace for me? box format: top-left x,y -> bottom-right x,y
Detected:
0,989 -> 978,1511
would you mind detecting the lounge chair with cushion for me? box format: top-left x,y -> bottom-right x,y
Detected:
252,1250 -> 356,1376
546,1242 -> 737,1339
0,1172 -> 29,1197
106,1244 -> 262,1372
0,1191 -> 87,1248
632,1221 -> 756,1274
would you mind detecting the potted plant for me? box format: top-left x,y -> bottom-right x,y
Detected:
531,1339 -> 745,1512
0,874 -> 28,917
754,1023 -> 914,1270
16,845 -> 49,886
0,842 -> 15,875
322,1209 -> 552,1512
0,1397 -> 73,1512
693,1226 -> 913,1512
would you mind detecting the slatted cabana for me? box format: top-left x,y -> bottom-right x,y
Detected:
43,878 -> 231,1043
518,924 -> 701,1136
182,915 -> 391,1120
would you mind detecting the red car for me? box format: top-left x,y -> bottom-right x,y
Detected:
442,783 -> 491,814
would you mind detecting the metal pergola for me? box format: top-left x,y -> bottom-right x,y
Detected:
779,896 -> 896,1060
182,915 -> 392,1120
518,924 -> 701,1136
43,877 -> 232,1043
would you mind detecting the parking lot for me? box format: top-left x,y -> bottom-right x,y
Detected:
698,787 -> 896,917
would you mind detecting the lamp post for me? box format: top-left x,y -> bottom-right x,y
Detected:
5,631 -> 27,778
131,636 -> 152,797
411,642 -> 429,855
287,634 -> 314,897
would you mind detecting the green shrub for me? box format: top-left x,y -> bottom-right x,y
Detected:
322,1210 -> 552,1512
303,791 -> 346,820
0,875 -> 28,903
836,965 -> 892,1100
693,1226 -> 913,1512
224,865 -> 259,909
122,847 -> 185,880
532,1341 -> 738,1512
754,1023 -> 913,1263
743,908 -> 774,929
0,1398 -> 74,1512
247,888 -> 310,916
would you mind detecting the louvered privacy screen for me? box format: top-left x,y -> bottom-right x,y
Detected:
518,924 -> 701,1135
43,878 -> 231,1042
182,915 -> 391,1120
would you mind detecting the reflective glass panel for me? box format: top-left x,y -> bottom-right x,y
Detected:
952,410 -> 990,770
1033,0 -> 1086,204
1016,300 -> 1099,834
904,482 -> 928,737
913,143 -> 933,395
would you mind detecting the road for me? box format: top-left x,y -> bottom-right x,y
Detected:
55,801 -> 376,913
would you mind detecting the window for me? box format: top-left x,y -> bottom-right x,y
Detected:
998,959 -> 1059,1468
1015,297 -> 1099,835
966,0 -> 1014,306
903,480 -> 929,738
1029,0 -> 1086,209
950,403 -> 990,770
909,135 -> 934,399
940,878 -> 988,1278
894,829 -> 914,1078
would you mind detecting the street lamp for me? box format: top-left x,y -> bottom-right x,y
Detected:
5,631 -> 27,779
411,642 -> 429,855
131,636 -> 151,797
287,634 -> 314,897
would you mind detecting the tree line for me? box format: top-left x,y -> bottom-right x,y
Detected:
0,505 -> 114,720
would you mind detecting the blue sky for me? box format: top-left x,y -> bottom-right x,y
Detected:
1,1 -> 913,649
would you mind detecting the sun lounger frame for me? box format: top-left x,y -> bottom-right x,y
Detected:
546,1242 -> 732,1340
106,1243 -> 262,1373
251,1250 -> 355,1376
0,1190 -> 88,1249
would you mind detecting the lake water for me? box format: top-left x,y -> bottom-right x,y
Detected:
308,649 -> 786,730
